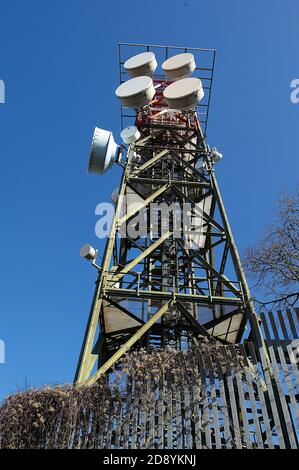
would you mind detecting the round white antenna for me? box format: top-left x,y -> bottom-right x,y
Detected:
162,53 -> 196,81
80,244 -> 97,260
211,148 -> 223,162
163,78 -> 204,110
124,52 -> 157,77
120,125 -> 141,144
88,127 -> 120,174
115,76 -> 155,109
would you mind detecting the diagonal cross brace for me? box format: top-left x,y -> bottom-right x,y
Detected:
172,184 -> 224,233
175,298 -> 215,341
131,149 -> 170,175
117,183 -> 169,226
108,231 -> 172,284
177,239 -> 241,298
80,300 -> 173,386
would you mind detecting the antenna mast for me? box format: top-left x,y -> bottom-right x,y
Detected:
75,44 -> 265,386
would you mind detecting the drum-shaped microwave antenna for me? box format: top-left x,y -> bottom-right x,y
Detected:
80,244 -> 97,260
211,148 -> 223,162
115,76 -> 155,109
88,127 -> 120,175
163,77 -> 204,110
124,52 -> 157,77
120,125 -> 141,144
162,53 -> 196,81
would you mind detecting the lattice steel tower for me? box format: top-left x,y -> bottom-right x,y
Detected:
75,44 -> 265,387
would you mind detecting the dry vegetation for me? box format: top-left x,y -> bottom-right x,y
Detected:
0,340 -> 245,449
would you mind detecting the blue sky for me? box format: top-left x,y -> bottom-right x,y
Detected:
0,0 -> 298,400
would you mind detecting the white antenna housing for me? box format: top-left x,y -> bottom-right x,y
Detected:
88,127 -> 120,174
211,148 -> 223,162
80,244 -> 97,260
162,53 -> 196,81
124,52 -> 157,77
163,77 -> 204,110
120,125 -> 141,144
115,76 -> 155,109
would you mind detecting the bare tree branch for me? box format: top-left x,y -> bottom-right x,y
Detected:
253,292 -> 299,308
242,188 -> 299,310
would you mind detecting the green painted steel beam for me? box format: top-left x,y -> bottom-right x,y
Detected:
80,300 -> 173,386
75,158 -> 130,384
129,177 -> 210,188
131,149 -> 170,175
108,231 -> 172,284
177,239 -> 241,298
104,286 -> 243,304
117,183 -> 169,226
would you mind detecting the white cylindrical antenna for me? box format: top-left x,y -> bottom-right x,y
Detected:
211,148 -> 223,162
88,127 -> 120,175
115,76 -> 155,109
163,77 -> 204,110
120,125 -> 141,144
124,52 -> 157,77
162,53 -> 196,81
80,244 -> 97,260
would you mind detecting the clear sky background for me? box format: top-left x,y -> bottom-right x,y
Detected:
0,0 -> 298,401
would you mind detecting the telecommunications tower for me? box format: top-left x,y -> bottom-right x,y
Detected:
74,44 -> 299,449
75,44 -> 266,386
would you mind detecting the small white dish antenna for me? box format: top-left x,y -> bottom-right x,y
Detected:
211,148 -> 223,162
163,77 -> 204,110
115,76 -> 155,109
162,53 -> 196,81
120,125 -> 141,144
110,187 -> 119,204
80,244 -> 97,260
124,52 -> 157,77
88,127 -> 120,174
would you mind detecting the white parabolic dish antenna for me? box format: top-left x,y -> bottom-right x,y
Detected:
162,53 -> 196,81
88,127 -> 119,174
163,77 -> 204,110
124,52 -> 157,77
115,76 -> 155,109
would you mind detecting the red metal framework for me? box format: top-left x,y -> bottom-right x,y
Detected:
118,43 -> 216,138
